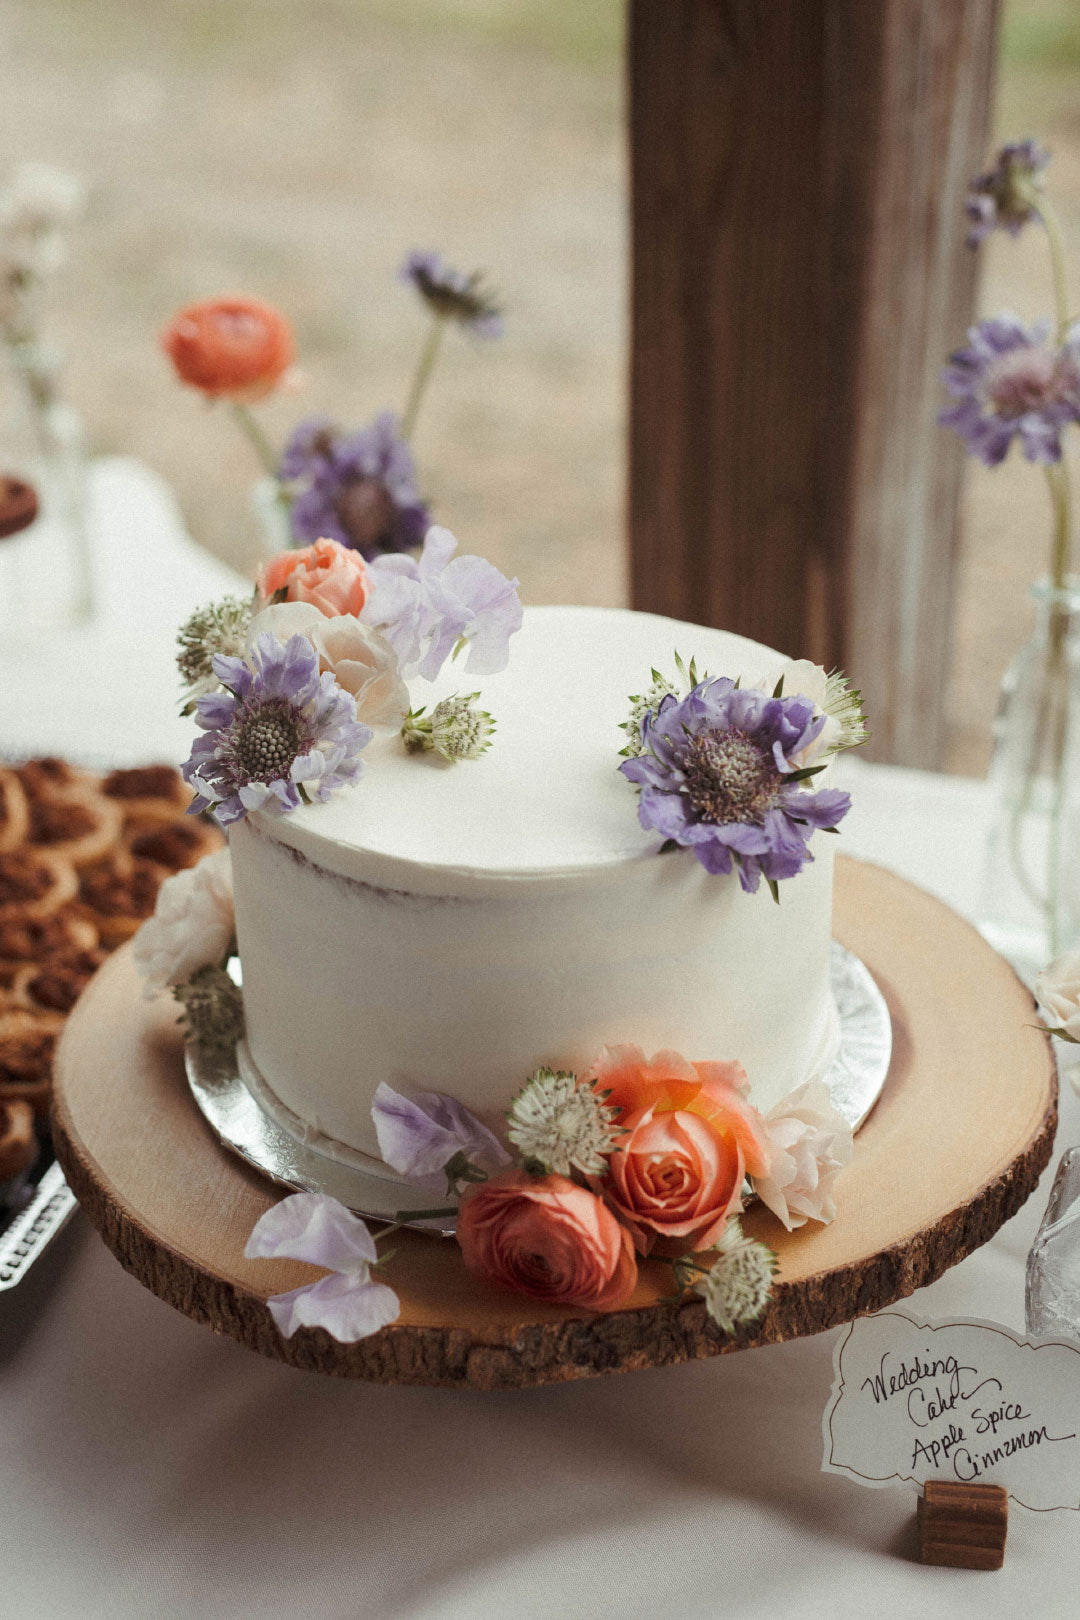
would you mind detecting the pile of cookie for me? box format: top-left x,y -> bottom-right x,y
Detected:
0,759 -> 223,1203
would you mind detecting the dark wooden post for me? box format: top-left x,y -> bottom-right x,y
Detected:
628,0 -> 999,765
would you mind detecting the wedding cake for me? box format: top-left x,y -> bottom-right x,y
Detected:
228,604 -> 842,1171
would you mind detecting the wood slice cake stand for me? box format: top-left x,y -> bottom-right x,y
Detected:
51,858 -> 1057,1391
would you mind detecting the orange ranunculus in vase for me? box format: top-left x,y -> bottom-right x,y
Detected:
160,295 -> 295,401
588,1044 -> 772,1254
258,537 -> 371,619
456,1169 -> 638,1311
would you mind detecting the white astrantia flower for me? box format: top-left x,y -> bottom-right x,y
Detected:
401,693 -> 495,762
505,1067 -> 623,1178
1036,948 -> 1080,1043
750,1078 -> 853,1231
245,1192 -> 400,1342
177,595 -> 254,709
696,1217 -> 776,1335
619,652 -> 702,758
131,847 -> 234,996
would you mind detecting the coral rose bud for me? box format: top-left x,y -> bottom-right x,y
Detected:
456,1170 -> 638,1311
258,537 -> 371,619
161,295 -> 295,401
589,1044 -> 771,1254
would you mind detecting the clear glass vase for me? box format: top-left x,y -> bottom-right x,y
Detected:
979,577 -> 1080,979
0,343 -> 92,637
1026,1146 -> 1080,1343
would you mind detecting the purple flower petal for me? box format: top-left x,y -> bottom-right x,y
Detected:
245,1191 -> 379,1272
372,1081 -> 510,1188
266,1272 -> 400,1341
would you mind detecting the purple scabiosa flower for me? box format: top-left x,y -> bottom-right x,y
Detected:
280,411 -> 429,559
965,139 -> 1051,246
619,679 -> 851,894
399,249 -> 503,337
183,633 -> 372,826
939,315 -> 1080,466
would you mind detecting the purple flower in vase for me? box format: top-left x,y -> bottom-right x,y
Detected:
619,679 -> 851,894
966,139 -> 1051,247
939,316 -> 1080,466
183,633 -> 371,825
280,411 -> 429,559
399,249 -> 503,338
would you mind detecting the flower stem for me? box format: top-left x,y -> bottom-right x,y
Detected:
230,401 -> 282,481
1047,460 -> 1072,591
392,1204 -> 458,1224
400,315 -> 447,441
1035,197 -> 1071,337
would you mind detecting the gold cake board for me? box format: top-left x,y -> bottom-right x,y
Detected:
51,858 -> 1057,1390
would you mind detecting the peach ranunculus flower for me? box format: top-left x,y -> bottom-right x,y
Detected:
258,537 -> 371,619
456,1170 -> 638,1311
160,295 -> 295,401
588,1044 -> 772,1254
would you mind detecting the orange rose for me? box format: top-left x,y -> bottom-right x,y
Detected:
457,1170 -> 638,1311
161,295 -> 295,401
258,537 -> 371,619
590,1044 -> 771,1254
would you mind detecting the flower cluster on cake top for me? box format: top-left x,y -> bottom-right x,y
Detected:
133,851 -> 855,1344
619,654 -> 867,895
175,527 -> 522,825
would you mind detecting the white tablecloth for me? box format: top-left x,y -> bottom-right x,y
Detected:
2,468 -> 1076,1618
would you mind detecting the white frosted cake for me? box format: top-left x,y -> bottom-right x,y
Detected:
229,604 -> 841,1172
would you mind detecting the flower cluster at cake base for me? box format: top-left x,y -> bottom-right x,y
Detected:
174,525 -> 523,826
237,1044 -> 853,1346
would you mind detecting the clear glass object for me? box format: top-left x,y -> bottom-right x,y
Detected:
250,474 -> 293,559
979,578 -> 1080,980
1026,1146 -> 1080,1342
0,342 -> 92,636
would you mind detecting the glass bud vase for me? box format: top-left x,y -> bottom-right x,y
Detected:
979,577 -> 1080,980
1026,1146 -> 1080,1343
0,343 -> 93,637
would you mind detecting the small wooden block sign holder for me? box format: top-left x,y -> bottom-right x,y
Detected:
917,1480 -> 1008,1570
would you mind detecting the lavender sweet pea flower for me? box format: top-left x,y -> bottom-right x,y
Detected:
363,525 -> 523,681
280,412 -> 429,559
399,250 -> 503,338
182,633 -> 372,826
244,1192 -> 400,1342
620,678 -> 851,893
939,315 -> 1080,466
372,1081 -> 511,1194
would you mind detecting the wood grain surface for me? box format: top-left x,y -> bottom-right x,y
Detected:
627,0 -> 999,767
918,1479 -> 1008,1570
52,858 -> 1057,1389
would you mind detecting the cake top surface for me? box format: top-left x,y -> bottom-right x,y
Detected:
256,605 -> 796,889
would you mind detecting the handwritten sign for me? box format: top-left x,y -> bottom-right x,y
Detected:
822,1311 -> 1080,1511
